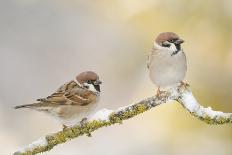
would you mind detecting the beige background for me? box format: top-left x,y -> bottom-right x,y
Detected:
0,0 -> 232,154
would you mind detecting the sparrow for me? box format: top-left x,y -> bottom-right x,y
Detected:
147,32 -> 187,96
15,71 -> 102,129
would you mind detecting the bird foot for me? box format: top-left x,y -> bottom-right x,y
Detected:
80,117 -> 92,137
62,124 -> 68,131
86,132 -> 92,137
80,117 -> 88,127
156,88 -> 166,99
180,81 -> 190,88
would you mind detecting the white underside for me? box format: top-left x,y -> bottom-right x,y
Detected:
40,96 -> 99,126
149,49 -> 187,87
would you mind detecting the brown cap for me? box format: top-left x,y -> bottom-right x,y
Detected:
76,71 -> 99,84
155,32 -> 180,45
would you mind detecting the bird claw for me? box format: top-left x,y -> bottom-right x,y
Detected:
86,132 -> 92,137
62,124 -> 68,131
180,81 -> 190,88
156,88 -> 166,99
79,117 -> 92,137
80,117 -> 88,127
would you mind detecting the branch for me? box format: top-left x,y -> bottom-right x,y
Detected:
14,85 -> 232,155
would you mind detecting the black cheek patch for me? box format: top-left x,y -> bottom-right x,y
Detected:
171,44 -> 181,56
94,85 -> 100,92
175,44 -> 181,51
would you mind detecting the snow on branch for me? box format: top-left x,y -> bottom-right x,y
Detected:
14,85 -> 232,155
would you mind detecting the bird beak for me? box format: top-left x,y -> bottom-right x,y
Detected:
94,80 -> 102,85
175,39 -> 184,44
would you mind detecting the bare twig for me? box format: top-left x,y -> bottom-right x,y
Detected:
14,85 -> 232,155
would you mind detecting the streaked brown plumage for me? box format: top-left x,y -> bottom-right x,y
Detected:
15,71 -> 102,127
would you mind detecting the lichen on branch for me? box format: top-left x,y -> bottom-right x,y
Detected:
14,85 -> 232,155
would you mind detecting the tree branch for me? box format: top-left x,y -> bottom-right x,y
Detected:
14,85 -> 232,155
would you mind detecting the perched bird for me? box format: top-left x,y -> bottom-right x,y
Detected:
147,32 -> 187,96
15,71 -> 102,129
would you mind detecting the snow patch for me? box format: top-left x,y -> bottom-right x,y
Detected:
182,92 -> 200,112
90,109 -> 113,121
14,137 -> 47,155
181,91 -> 231,119
201,106 -> 224,118
116,103 -> 134,111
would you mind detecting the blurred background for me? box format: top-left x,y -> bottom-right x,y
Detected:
0,0 -> 232,154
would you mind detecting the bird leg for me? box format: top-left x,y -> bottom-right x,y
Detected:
80,117 -> 92,137
80,117 -> 88,126
62,124 -> 68,130
156,87 -> 165,98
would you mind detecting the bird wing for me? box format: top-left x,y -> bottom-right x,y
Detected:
147,54 -> 151,69
147,47 -> 156,69
56,80 -> 79,92
15,80 -> 97,110
36,81 -> 97,106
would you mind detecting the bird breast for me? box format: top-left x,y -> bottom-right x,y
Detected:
49,95 -> 99,126
149,49 -> 187,87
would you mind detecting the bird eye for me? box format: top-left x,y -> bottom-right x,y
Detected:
86,80 -> 92,84
169,39 -> 177,43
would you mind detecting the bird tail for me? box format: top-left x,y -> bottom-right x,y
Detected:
14,102 -> 52,112
14,104 -> 35,109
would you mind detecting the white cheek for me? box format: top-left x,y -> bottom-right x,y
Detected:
84,83 -> 98,93
89,84 -> 97,92
169,43 -> 177,51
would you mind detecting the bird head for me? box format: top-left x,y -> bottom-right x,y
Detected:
154,32 -> 184,55
76,71 -> 102,93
